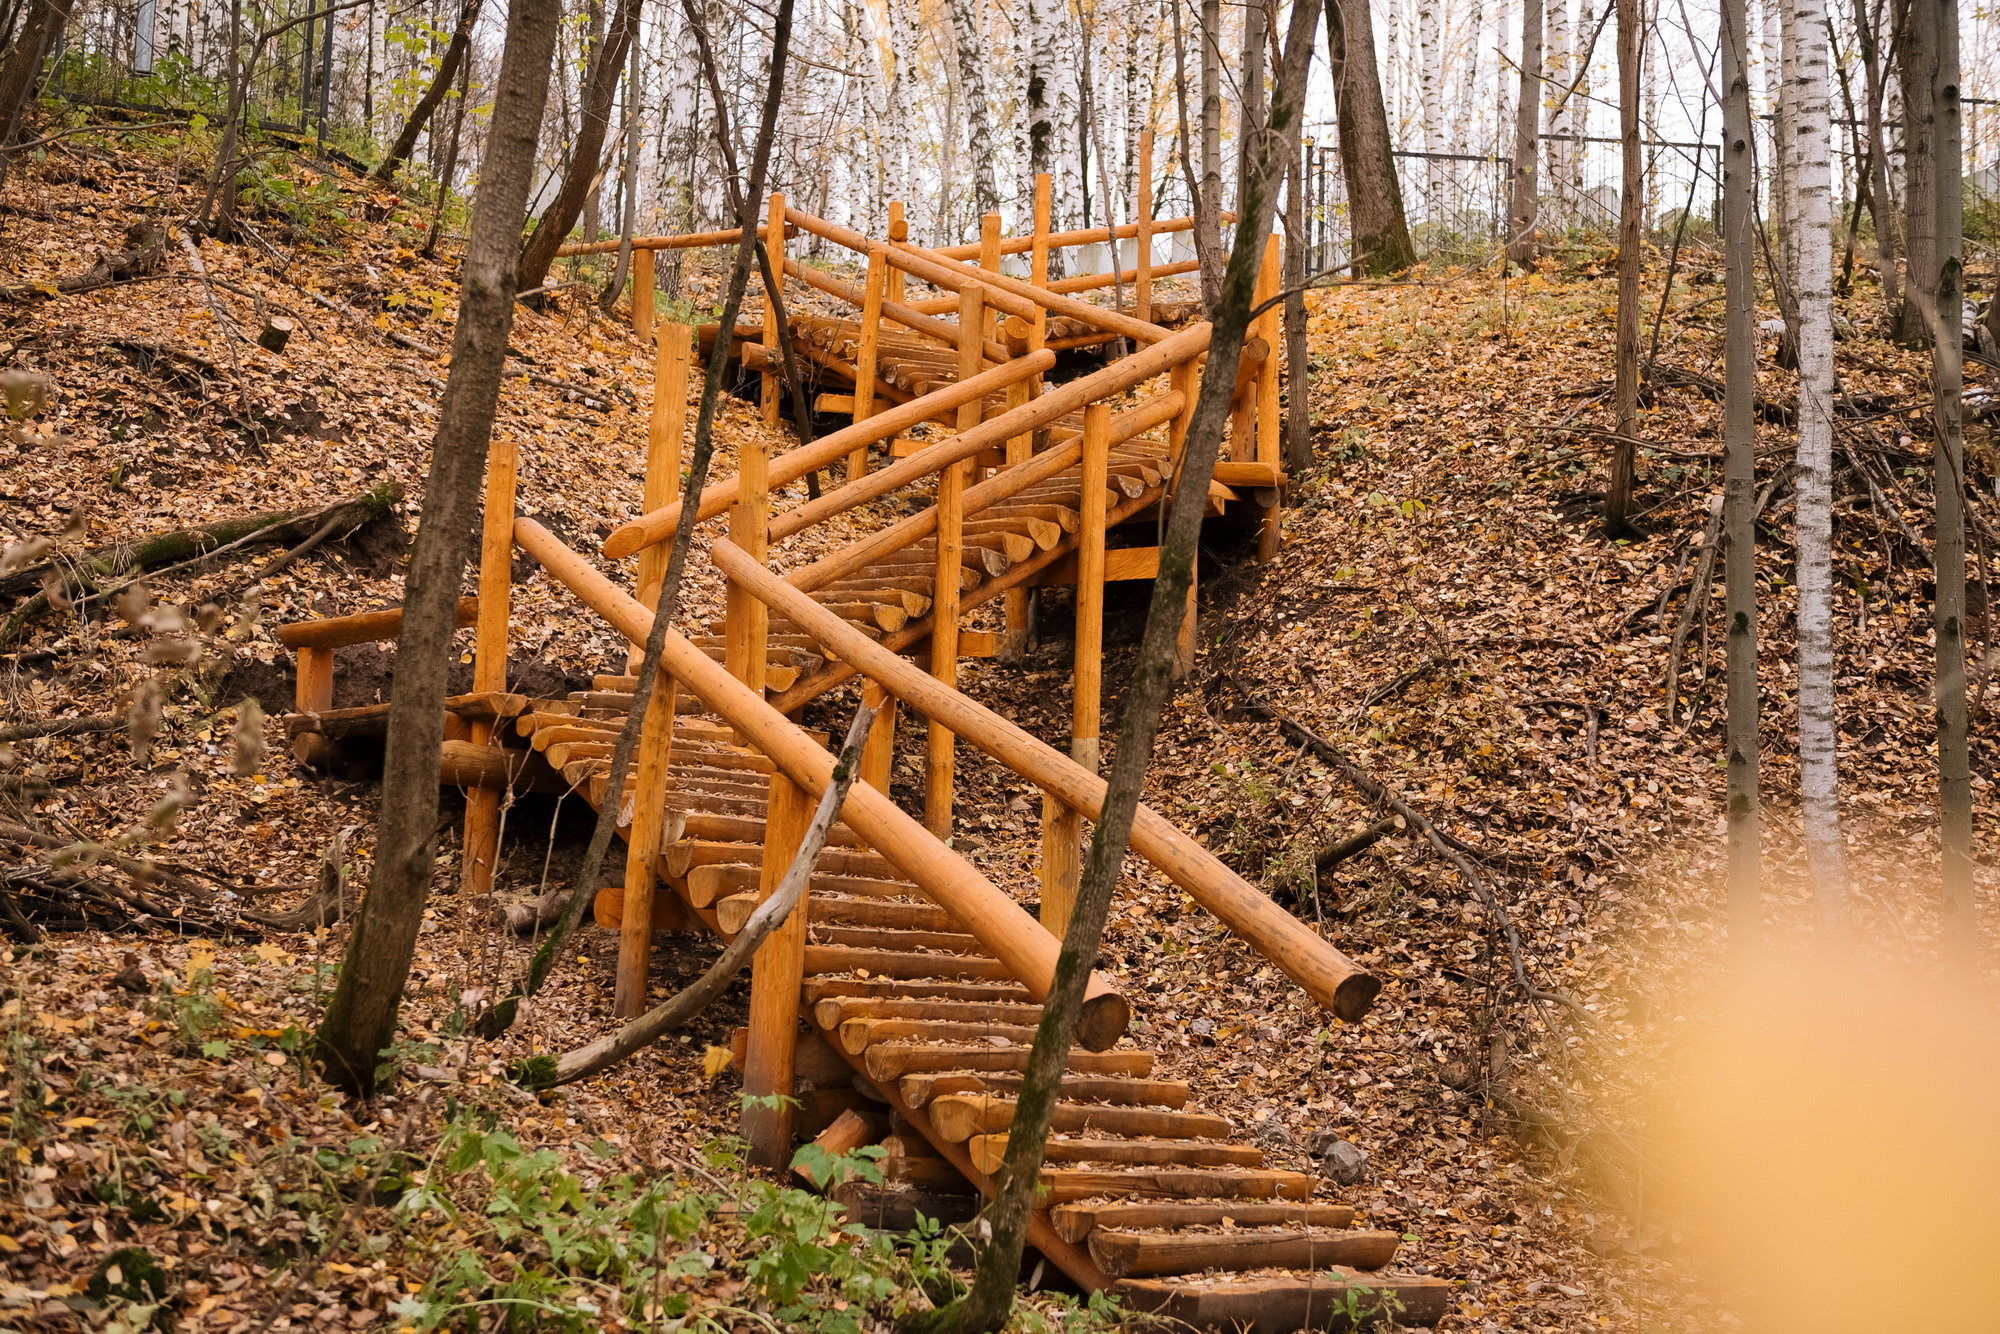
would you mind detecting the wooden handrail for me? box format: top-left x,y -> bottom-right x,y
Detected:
555,224 -> 773,257
783,257 -> 1010,363
275,596 -> 479,649
786,208 -> 1042,320
895,241 -> 1173,347
764,324 -> 1208,547
899,259 -> 1203,318
929,212 -> 1235,261
602,352 -> 1055,559
514,516 -> 1132,1050
711,536 -> 1383,1022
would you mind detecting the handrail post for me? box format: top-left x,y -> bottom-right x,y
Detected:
461,435 -> 518,899
1044,398 -> 1110,934
852,247 -> 887,482
887,200 -> 908,317
726,428 -> 769,695
861,679 -> 898,791
615,672 -> 677,1016
978,211 -> 1003,341
761,192 -> 785,426
743,772 -> 810,1167
632,322 -> 691,667
925,285 -> 982,837
632,246 -> 655,342
1254,233 -> 1283,560
1135,130 -> 1154,323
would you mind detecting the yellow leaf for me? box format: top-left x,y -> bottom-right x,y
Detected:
702,1044 -> 733,1081
252,943 -> 289,964
186,945 -> 216,979
0,1235 -> 20,1252
59,1117 -> 97,1129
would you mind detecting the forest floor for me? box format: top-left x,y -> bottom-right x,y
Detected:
1,139 -> 1996,1334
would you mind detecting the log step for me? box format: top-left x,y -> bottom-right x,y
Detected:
812,995 -> 1041,1028
1087,1228 -> 1403,1280
803,945 -> 1018,983
693,864 -> 916,906
810,925 -> 985,954
719,894 -> 958,936
668,840 -> 896,881
899,1072 -> 1192,1110
1110,1272 -> 1455,1333
1048,1200 -> 1356,1244
968,1136 -> 1262,1173
1037,1169 -> 1313,1203
861,1044 -> 1155,1082
837,1017 -> 1041,1055
802,978 -> 1031,1005
926,1095 -> 1230,1144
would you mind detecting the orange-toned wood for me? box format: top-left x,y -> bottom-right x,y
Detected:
851,247 -> 888,482
632,247 -> 655,342
762,192 -> 785,426
743,773 -> 811,1167
861,678 -> 897,792
294,645 -> 334,714
614,676 -> 676,1017
632,321 -> 691,670
461,435 -> 518,898
886,200 -> 908,316
725,418 -> 769,695
925,287 -> 980,837
1073,402 -> 1110,768
276,596 -> 479,650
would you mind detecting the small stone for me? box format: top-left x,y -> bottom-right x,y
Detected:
1316,1138 -> 1370,1185
1188,1017 -> 1214,1036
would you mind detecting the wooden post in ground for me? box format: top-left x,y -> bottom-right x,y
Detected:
726,421 -> 769,696
924,285 -> 982,838
743,773 -> 810,1167
887,201 -> 908,316
1072,401 -> 1110,773
1135,130 -> 1154,323
994,207 -> 1034,655
1254,234 -> 1283,561
861,679 -> 897,792
632,246 -> 655,343
461,435 -> 518,899
761,192 -> 786,426
851,247 -> 887,482
295,646 -> 334,714
979,211 -> 1003,338
631,322 -> 691,669
1168,355 -> 1201,677
615,672 -> 677,1016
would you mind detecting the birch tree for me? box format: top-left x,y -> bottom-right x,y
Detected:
1506,0 -> 1542,266
1544,0 -> 1571,218
1418,0 -> 1442,201
943,0 -> 1001,217
1782,0 -> 1845,922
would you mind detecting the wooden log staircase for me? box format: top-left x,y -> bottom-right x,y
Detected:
280,160 -> 1454,1329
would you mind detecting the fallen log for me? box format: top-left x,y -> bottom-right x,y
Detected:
0,224 -> 167,303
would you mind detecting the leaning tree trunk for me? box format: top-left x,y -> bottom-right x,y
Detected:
1721,0 -> 1761,952
0,0 -> 72,186
1326,0 -> 1415,273
1507,0 -> 1543,267
313,0 -> 560,1100
371,0 -> 482,185
516,0 -> 643,297
1784,0 -> 1847,926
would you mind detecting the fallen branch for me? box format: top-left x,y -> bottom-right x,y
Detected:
241,829 -> 356,931
488,887 -> 577,933
0,224 -> 167,303
0,714 -> 123,744
1314,818 -> 1398,877
1215,675 -> 1537,1002
524,700 -> 875,1088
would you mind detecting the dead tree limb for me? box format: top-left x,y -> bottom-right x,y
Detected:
0,223 -> 167,303
0,714 -> 123,744
1314,817 -> 1397,876
530,701 -> 874,1088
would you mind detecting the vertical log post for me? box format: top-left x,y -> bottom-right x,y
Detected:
726,425 -> 769,696
632,246 -> 655,343
860,679 -> 898,792
924,286 -> 982,838
461,435 -> 519,899
743,773 -> 810,1167
615,672 -> 677,1016
886,200 -> 908,319
1168,355 -> 1201,678
1071,401 -> 1110,773
761,192 -> 786,426
294,646 -> 334,714
631,321 -> 691,669
1039,799 -> 1082,936
852,247 -> 887,482
1136,130 -> 1155,323
1254,234 -> 1284,561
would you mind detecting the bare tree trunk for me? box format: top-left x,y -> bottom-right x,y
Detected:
1895,0 -> 1936,345
943,0 -> 1000,217
1912,0 -> 1975,956
1507,0 -> 1542,267
1325,0 -> 1415,273
312,0 -> 560,1100
1784,0 -> 1846,925
1606,0 -> 1642,534
1852,0 -> 1901,323
1722,0 -> 1761,954
1283,129 -> 1312,475
517,0 -> 643,297
1195,0 -> 1225,306
907,9 -> 1324,1334
422,50 -> 471,258
371,0 -> 481,185
0,0 -> 72,164
601,28 -> 642,313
